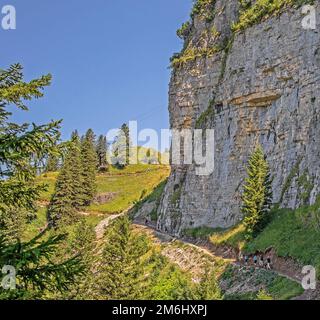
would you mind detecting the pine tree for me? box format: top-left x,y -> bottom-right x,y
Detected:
146,148 -> 152,164
81,129 -> 98,206
96,216 -> 150,299
112,125 -> 129,168
45,154 -> 59,172
96,134 -> 108,172
241,145 -> 273,240
64,218 -> 97,299
195,265 -> 222,300
47,132 -> 85,226
47,155 -> 76,227
121,123 -> 130,166
69,131 -> 85,209
0,64 -> 83,298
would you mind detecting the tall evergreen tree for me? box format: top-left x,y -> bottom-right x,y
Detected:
195,265 -> 222,300
121,123 -> 130,166
96,134 -> 108,172
241,145 -> 273,240
96,216 -> 150,299
47,132 -> 85,226
63,218 -> 97,299
0,64 -> 83,298
81,129 -> 97,206
47,152 -> 76,227
112,124 -> 130,167
70,131 -> 85,209
45,154 -> 59,172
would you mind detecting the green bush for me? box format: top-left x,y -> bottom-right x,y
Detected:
233,0 -> 315,32
191,0 -> 216,22
177,22 -> 191,40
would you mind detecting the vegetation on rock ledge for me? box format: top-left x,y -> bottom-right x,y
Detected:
233,0 -> 315,32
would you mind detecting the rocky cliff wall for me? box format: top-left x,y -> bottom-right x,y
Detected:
157,0 -> 320,236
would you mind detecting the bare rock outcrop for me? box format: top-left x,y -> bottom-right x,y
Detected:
158,1 -> 320,236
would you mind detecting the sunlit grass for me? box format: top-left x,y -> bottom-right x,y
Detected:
36,164 -> 170,214
89,165 -> 170,214
210,224 -> 246,249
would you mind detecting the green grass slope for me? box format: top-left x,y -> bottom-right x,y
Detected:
210,198 -> 320,275
37,164 -> 170,215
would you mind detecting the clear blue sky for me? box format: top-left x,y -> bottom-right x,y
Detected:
1,0 -> 192,143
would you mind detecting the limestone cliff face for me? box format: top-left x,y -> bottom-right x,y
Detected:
157,1 -> 320,236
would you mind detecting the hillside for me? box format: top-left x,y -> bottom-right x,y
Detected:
26,164 -> 169,240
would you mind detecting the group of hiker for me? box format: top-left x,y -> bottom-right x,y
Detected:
239,252 -> 273,270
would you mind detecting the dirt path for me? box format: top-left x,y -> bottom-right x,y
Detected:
95,213 -> 124,239
94,206 -> 134,239
91,213 -> 316,299
133,222 -> 303,285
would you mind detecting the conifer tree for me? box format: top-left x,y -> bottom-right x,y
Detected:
64,218 -> 97,299
81,129 -> 98,206
241,145 -> 273,240
111,124 -> 131,167
45,154 -> 59,172
47,153 -> 76,227
69,131 -> 85,209
0,64 -> 83,298
96,134 -> 108,172
47,132 -> 85,226
96,216 -> 150,299
195,265 -> 222,300
121,123 -> 130,166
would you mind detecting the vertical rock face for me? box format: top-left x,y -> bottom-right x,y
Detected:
157,1 -> 320,236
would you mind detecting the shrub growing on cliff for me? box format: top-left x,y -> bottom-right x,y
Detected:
233,0 -> 315,32
177,21 -> 191,40
191,0 -> 216,22
241,146 -> 273,240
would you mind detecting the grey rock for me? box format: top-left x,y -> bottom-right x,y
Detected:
158,1 -> 320,236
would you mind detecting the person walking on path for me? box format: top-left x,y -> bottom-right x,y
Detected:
266,256 -> 272,270
259,255 -> 264,268
253,255 -> 258,266
238,251 -> 243,262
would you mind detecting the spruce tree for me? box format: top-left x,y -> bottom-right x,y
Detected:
47,154 -> 76,227
97,216 -> 150,299
96,134 -> 108,172
121,123 -> 130,166
81,129 -> 98,206
47,132 -> 84,226
241,145 -> 273,240
0,64 -> 83,298
69,131 -> 85,209
45,154 -> 59,172
195,265 -> 222,300
112,124 -> 130,167
64,218 -> 97,299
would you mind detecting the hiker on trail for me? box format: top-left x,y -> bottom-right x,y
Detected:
259,255 -> 264,268
244,255 -> 249,265
253,255 -> 258,266
238,251 -> 243,262
266,256 -> 272,270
